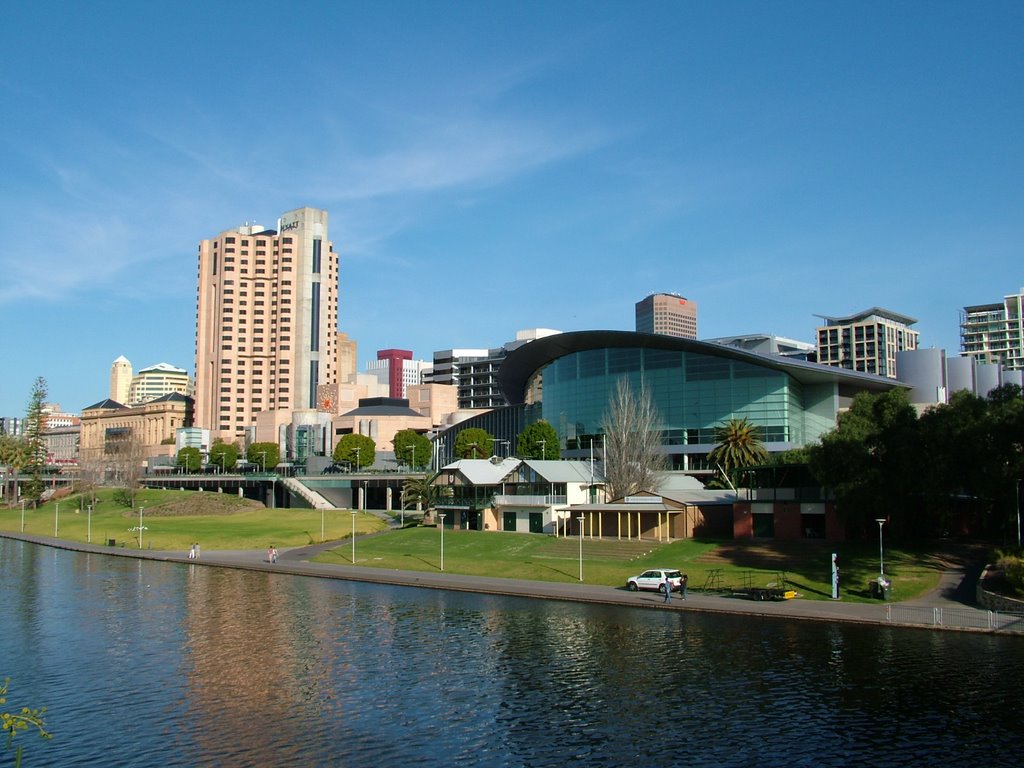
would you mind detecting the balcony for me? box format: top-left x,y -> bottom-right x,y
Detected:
493,494 -> 567,507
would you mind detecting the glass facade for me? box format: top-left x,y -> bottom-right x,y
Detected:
535,347 -> 801,452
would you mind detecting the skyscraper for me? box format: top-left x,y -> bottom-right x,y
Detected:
635,293 -> 698,339
194,206 -> 339,442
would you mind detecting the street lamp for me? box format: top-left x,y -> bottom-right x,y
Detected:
355,446 -> 361,472
490,438 -> 508,458
140,506 -> 145,549
875,518 -> 886,578
87,503 -> 92,544
321,508 -> 325,543
54,502 -> 59,537
257,451 -> 266,473
217,453 -> 226,474
438,513 -> 446,571
20,499 -> 25,533
1016,479 -> 1021,549
578,514 -> 586,581
351,510 -> 357,564
538,439 -> 546,460
409,443 -> 416,471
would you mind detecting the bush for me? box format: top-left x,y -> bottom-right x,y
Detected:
995,550 -> 1024,596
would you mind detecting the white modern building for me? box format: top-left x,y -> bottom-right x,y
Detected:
960,288 -> 1024,371
816,307 -> 919,379
128,363 -> 191,405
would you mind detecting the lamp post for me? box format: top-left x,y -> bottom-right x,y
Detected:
355,446 -> 361,472
875,518 -> 886,578
258,451 -> 266,473
578,514 -> 586,581
139,506 -> 145,549
20,499 -> 26,533
321,508 -> 325,543
1016,479 -> 1021,549
351,510 -> 357,564
490,438 -> 508,458
438,513 -> 446,571
409,443 -> 416,471
538,439 -> 546,460
218,453 -> 226,474
87,503 -> 92,544
54,502 -> 59,537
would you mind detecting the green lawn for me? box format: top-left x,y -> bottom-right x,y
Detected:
0,488 -> 387,551
314,527 -> 946,603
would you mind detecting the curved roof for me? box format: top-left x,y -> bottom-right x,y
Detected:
497,330 -> 900,404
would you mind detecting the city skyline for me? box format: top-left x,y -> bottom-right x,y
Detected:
2,2 -> 1022,416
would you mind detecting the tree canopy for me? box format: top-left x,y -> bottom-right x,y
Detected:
516,420 -> 559,460
393,430 -> 432,470
22,377 -> 48,505
454,428 -> 494,459
176,447 -> 202,472
333,434 -> 376,470
209,441 -> 239,472
247,442 -> 281,471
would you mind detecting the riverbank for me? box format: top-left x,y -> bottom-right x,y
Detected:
6,530 -> 1017,634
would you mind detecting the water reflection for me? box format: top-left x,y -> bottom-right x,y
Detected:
2,539 -> 1023,767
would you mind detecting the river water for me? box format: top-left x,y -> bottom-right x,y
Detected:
2,539 -> 1022,767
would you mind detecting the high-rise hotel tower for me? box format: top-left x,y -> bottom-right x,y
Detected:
194,207 -> 338,441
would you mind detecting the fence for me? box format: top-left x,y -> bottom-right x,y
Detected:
886,604 -> 1024,633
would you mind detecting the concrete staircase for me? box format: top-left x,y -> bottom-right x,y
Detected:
281,477 -> 335,510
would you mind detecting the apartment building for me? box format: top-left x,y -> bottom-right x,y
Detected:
127,363 -> 191,405
960,288 -> 1024,370
635,293 -> 698,339
194,206 -> 339,442
366,349 -> 431,399
815,308 -> 918,379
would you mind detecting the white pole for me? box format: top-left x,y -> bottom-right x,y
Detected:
54,502 -> 59,537
87,504 -> 92,544
578,514 -> 585,581
351,511 -> 357,564
439,513 -> 446,571
875,518 -> 885,578
20,499 -> 25,532
140,506 -> 145,549
321,508 -> 325,543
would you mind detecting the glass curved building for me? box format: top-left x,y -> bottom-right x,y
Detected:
456,330 -> 901,469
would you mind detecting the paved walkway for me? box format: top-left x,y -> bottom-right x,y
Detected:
1,531 -> 1014,633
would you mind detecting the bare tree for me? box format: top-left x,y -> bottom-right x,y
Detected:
106,428 -> 147,508
600,378 -> 667,499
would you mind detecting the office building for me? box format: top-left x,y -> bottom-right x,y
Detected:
815,308 -> 918,379
128,363 -> 191,405
194,207 -> 339,442
705,333 -> 816,361
635,293 -> 698,339
960,288 -> 1024,370
433,329 -> 560,410
365,349 -> 431,399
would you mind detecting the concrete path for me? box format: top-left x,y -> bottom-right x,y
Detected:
0,531 -> 1011,633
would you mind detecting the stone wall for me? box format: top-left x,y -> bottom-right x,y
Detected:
976,565 -> 1024,612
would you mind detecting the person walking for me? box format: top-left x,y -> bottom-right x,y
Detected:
188,543 -> 196,560
194,542 -> 200,559
681,574 -> 688,600
663,575 -> 672,603
271,546 -> 278,564
267,545 -> 275,563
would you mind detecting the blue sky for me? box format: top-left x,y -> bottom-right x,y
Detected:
1,1 -> 1022,417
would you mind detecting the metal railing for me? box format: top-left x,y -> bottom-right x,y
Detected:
886,605 -> 1024,633
493,494 -> 567,506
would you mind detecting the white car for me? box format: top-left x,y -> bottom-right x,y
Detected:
626,569 -> 683,593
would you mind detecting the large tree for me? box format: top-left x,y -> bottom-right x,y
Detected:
247,442 -> 281,471
176,447 -> 202,472
333,434 -> 375,470
516,420 -> 559,460
209,440 -> 240,473
454,428 -> 494,459
600,378 -> 666,499
22,377 -> 48,506
401,472 -> 441,513
708,418 -> 769,489
393,429 -> 432,470
0,435 -> 31,507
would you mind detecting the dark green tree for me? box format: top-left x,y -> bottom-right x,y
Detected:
22,377 -> 48,505
393,429 -> 431,470
209,441 -> 240,473
247,442 -> 281,471
176,447 -> 202,472
401,472 -> 441,513
516,420 -> 559,459
808,389 -> 919,537
0,435 -> 31,506
454,428 -> 494,459
333,434 -> 376,470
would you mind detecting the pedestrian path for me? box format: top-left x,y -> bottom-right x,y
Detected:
3,531 -> 1019,634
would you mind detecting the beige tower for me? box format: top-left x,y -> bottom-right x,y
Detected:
110,355 -> 132,404
635,293 -> 698,339
194,207 -> 339,442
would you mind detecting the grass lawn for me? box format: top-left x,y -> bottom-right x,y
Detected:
314,526 -> 948,603
0,488 -> 387,551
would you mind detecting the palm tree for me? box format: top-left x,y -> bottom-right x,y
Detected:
401,473 -> 441,519
707,418 -> 769,489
